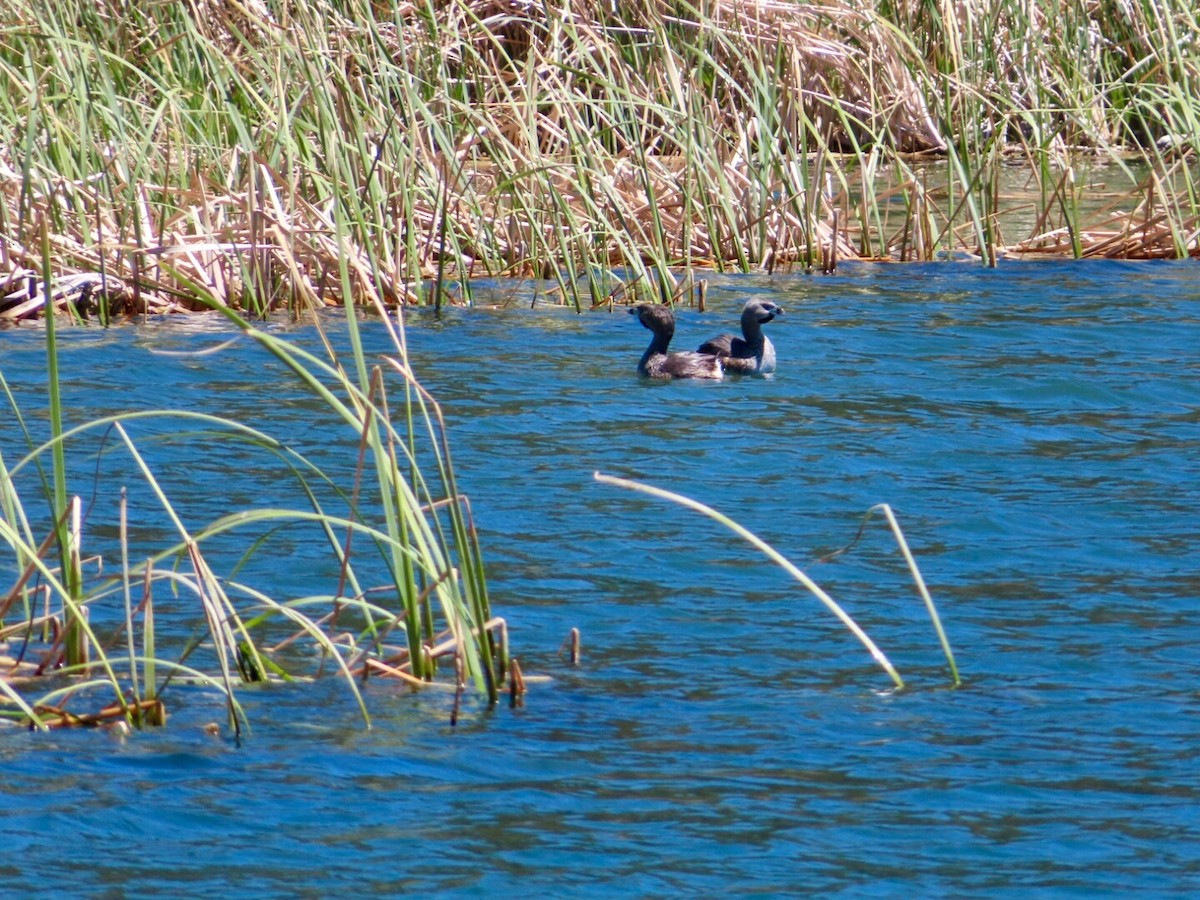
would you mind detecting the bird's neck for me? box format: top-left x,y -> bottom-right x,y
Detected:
644,328 -> 672,355
740,312 -> 764,347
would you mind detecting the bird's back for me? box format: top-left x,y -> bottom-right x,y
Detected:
642,350 -> 724,379
697,332 -> 748,358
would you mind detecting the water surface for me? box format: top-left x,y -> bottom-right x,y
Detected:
1,260 -> 1198,896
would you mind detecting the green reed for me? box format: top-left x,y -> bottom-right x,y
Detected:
5,0 -> 1200,322
0,300 -> 501,732
596,473 -> 960,689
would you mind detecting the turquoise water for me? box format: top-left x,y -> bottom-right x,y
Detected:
2,260 -> 1199,896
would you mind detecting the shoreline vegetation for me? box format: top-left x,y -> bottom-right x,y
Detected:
1,0 -> 1198,321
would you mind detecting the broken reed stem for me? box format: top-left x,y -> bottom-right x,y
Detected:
508,657 -> 526,707
822,503 -> 959,685
872,504 -> 959,686
559,627 -> 581,666
35,698 -> 166,730
594,472 -> 905,689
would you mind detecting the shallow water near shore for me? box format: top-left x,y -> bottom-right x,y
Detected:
2,259 -> 1199,896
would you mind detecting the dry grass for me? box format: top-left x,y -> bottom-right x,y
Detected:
1,0 -> 1198,319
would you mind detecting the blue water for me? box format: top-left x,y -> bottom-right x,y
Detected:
2,260 -> 1199,896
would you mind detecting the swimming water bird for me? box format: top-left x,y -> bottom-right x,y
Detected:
696,299 -> 784,375
629,303 -> 724,380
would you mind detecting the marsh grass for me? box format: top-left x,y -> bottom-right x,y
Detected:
1,0 -> 1197,323
596,473 -> 959,689
0,305 -> 505,732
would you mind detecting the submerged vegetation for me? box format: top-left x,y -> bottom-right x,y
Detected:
2,0 -> 1199,320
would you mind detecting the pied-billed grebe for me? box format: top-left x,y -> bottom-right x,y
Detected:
697,299 -> 783,375
629,303 -> 724,380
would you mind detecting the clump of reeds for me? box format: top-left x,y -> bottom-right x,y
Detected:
0,297 -> 510,733
2,0 -> 1197,321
